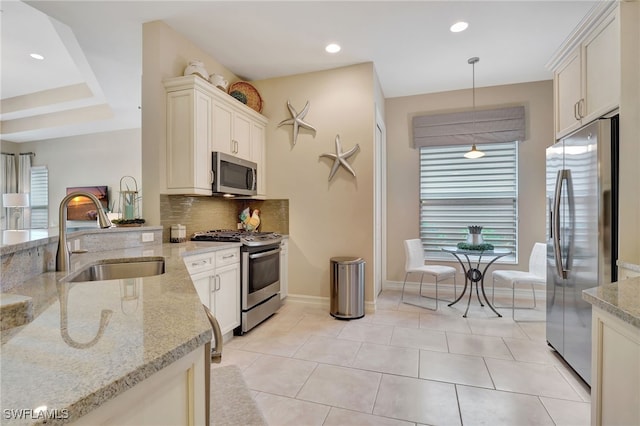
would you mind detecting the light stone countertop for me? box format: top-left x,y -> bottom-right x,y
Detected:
583,276 -> 640,329
0,240 -> 240,425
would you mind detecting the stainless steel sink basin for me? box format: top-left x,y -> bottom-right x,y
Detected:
64,257 -> 165,282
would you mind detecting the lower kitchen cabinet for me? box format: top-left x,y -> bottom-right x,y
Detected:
211,262 -> 240,335
280,238 -> 289,300
590,305 -> 640,426
75,345 -> 207,425
185,248 -> 240,335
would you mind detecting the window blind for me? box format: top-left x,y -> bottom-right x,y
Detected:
30,166 -> 48,229
420,143 -> 518,262
413,106 -> 525,148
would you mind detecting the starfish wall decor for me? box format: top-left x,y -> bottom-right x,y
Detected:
278,100 -> 317,146
320,135 -> 360,181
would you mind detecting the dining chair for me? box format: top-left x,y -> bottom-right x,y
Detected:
491,242 -> 546,319
401,239 -> 457,310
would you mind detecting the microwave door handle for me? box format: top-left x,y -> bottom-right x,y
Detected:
252,168 -> 257,190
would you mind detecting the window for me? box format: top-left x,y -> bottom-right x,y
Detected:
30,166 -> 48,228
419,143 -> 518,262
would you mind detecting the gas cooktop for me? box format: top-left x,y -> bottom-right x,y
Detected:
191,229 -> 282,246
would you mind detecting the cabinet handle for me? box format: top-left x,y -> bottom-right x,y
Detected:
222,254 -> 235,259
574,102 -> 580,121
216,275 -> 221,291
234,140 -> 239,153
191,260 -> 208,267
578,98 -> 585,119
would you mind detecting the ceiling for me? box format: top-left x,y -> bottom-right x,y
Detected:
1,0 -> 599,143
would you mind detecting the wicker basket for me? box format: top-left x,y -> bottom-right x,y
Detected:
228,81 -> 263,113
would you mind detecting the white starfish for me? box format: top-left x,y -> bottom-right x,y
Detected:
278,100 -> 317,145
320,135 -> 360,181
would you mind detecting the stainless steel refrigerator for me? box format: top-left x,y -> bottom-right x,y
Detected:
546,116 -> 618,386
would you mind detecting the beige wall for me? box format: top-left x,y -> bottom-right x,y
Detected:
618,1 -> 640,267
385,80 -> 553,282
141,20 -> 241,225
253,63 -> 376,302
17,128 -> 141,226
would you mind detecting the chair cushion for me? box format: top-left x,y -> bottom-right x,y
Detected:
408,265 -> 457,278
492,270 -> 545,286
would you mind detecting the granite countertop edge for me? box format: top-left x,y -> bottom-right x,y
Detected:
583,276 -> 640,330
1,240 -> 241,425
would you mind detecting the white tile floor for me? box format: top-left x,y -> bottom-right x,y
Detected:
215,287 -> 591,426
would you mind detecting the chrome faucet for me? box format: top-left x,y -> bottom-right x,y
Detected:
56,191 -> 112,272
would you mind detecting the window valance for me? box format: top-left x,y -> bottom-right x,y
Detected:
412,105 -> 525,148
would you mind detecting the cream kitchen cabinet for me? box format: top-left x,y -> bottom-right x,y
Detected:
212,101 -> 251,159
279,238 -> 289,300
251,120 -> 267,198
164,75 -> 268,196
552,3 -> 620,139
185,248 -> 240,335
590,305 -> 640,426
165,83 -> 213,195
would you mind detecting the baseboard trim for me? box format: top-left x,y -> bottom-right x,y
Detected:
285,294 -> 376,314
383,280 -> 545,300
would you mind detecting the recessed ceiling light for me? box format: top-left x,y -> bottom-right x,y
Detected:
30,53 -> 45,60
325,43 -> 341,54
450,22 -> 469,33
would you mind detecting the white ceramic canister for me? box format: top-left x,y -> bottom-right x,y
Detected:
170,224 -> 186,243
209,73 -> 229,91
183,60 -> 209,80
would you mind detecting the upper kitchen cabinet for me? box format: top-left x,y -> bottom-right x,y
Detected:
164,75 -> 268,196
165,80 -> 213,195
551,3 -> 620,139
212,102 -> 251,159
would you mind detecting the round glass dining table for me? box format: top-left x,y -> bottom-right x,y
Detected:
441,246 -> 512,317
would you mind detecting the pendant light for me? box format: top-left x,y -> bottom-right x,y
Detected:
464,57 -> 485,159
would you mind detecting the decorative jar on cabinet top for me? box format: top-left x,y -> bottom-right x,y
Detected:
183,60 -> 209,80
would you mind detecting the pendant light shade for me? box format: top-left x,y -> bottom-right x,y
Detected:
464,144 -> 485,159
465,56 -> 485,159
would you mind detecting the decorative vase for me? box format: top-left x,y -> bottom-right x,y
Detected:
124,204 -> 135,220
183,60 -> 209,80
466,225 -> 484,245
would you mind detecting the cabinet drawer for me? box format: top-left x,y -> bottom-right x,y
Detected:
183,252 -> 215,274
215,248 -> 240,267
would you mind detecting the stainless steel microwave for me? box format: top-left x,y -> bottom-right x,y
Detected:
212,152 -> 257,197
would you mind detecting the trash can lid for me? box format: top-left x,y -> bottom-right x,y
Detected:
331,256 -> 364,264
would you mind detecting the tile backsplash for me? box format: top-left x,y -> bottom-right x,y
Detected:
159,195 -> 289,242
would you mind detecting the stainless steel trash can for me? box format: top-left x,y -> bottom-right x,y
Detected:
330,257 -> 365,319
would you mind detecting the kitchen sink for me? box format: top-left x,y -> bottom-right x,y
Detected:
63,257 -> 165,282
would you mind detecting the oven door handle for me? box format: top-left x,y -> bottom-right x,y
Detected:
249,247 -> 281,260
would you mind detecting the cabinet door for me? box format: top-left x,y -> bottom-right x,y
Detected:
213,263 -> 240,335
554,50 -> 583,138
190,272 -> 213,310
166,89 -> 212,195
583,9 -> 620,123
251,121 -> 266,197
212,102 -> 233,155
232,113 -> 252,159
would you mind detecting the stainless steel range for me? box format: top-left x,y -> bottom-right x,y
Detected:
191,230 -> 282,334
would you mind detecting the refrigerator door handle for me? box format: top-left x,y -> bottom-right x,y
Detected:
564,169 -> 575,278
553,169 -> 567,279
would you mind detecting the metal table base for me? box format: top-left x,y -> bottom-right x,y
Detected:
443,248 -> 511,318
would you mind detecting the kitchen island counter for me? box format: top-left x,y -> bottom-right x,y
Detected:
0,241 -> 239,425
583,276 -> 640,329
583,276 -> 640,426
